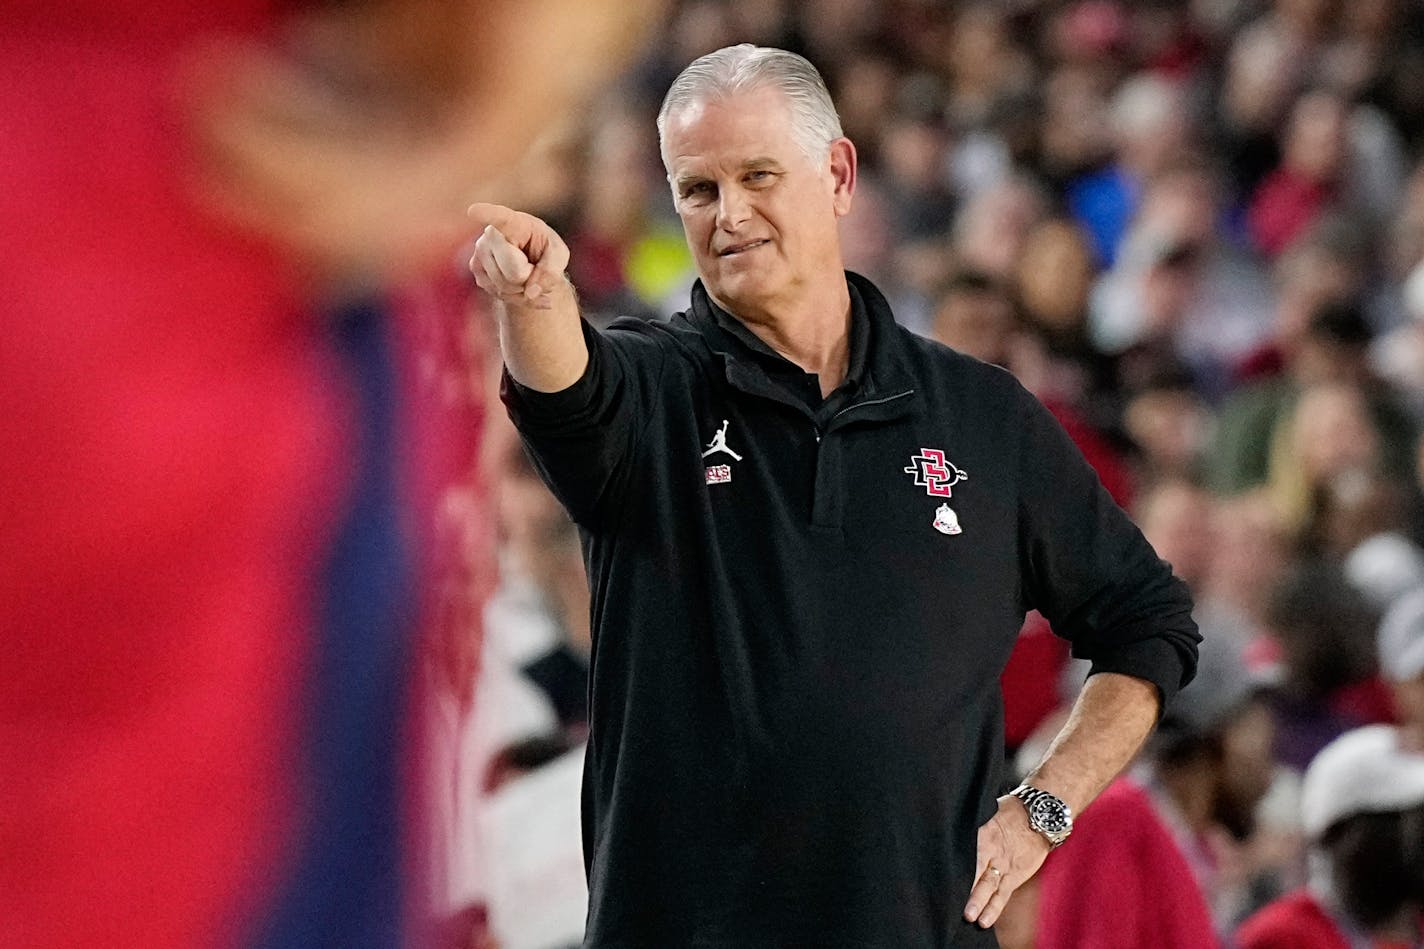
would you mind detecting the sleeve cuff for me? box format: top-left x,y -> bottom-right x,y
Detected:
1084,635 -> 1194,716
501,321 -> 604,428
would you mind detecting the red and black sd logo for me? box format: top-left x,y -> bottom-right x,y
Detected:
903,448 -> 968,498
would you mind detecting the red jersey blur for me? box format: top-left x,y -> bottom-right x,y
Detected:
1,2 -> 347,946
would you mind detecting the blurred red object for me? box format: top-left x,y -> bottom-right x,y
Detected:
1062,1 -> 1130,56
0,4 -> 347,947
1001,612 -> 1071,750
1035,778 -> 1221,948
0,0 -> 662,943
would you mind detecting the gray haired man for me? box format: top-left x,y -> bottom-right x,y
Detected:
469,45 -> 1199,947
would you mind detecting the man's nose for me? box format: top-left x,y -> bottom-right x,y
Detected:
716,187 -> 751,231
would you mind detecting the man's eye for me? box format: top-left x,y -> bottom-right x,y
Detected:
683,182 -> 713,199
747,171 -> 770,182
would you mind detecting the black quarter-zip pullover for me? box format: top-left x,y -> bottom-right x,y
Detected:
503,272 -> 1200,949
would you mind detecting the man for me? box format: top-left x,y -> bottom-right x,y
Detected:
468,45 -> 1199,947
1235,725 -> 1424,949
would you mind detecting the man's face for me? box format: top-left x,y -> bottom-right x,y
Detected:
662,86 -> 854,320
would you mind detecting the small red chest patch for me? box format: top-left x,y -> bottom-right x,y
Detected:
705,464 -> 731,485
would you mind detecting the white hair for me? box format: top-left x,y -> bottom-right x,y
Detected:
656,44 -> 844,169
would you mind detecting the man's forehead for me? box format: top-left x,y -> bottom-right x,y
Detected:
663,88 -> 804,171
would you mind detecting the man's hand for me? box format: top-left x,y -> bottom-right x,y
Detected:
467,203 -> 570,310
961,673 -> 1161,930
963,795 -> 1051,930
468,202 -> 587,393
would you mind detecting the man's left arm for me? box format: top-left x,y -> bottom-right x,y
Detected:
963,380 -> 1201,929
962,672 -> 1158,928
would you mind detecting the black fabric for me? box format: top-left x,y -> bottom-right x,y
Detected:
503,272 -> 1200,949
521,644 -> 590,728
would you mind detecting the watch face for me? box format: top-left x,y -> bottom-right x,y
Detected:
1029,796 -> 1069,835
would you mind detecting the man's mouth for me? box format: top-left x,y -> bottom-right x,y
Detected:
718,239 -> 769,257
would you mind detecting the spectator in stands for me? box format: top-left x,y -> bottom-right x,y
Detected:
1236,725 -> 1424,949
1215,8 -> 1297,201
1092,162 -> 1274,398
1203,493 -> 1292,643
1326,0 -> 1424,145
827,47 -> 900,169
1248,88 -> 1352,257
1014,218 -> 1131,443
1318,471 -> 1424,611
1262,563 -> 1390,770
1044,1 -> 1133,88
469,448 -> 591,791
1035,65 -> 1115,192
1014,219 -> 1101,382
1389,162 -> 1424,279
1373,258 -> 1424,419
1377,591 -> 1424,751
453,448 -> 591,933
1191,493 -> 1294,702
1067,72 -> 1195,266
941,3 -> 1035,131
929,270 -> 1018,367
567,100 -> 680,322
1235,218 -> 1373,386
1270,382 -> 1390,535
1121,368 -> 1213,484
1212,301 -> 1415,502
953,174 -> 1049,282
932,269 -> 1137,507
879,75 -> 958,243
1136,479 -> 1217,592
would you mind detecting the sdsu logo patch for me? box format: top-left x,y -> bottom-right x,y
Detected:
906,449 -> 968,536
903,448 -> 968,497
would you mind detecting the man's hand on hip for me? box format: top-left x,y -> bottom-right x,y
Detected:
963,795 -> 1051,930
960,673 -> 1160,930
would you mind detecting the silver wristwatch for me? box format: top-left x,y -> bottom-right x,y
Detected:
1010,784 -> 1073,849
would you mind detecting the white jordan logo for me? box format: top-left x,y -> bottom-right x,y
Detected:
701,419 -> 743,462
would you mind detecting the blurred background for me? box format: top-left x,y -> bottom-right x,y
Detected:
5,0 -> 1424,947
467,1 -> 1424,947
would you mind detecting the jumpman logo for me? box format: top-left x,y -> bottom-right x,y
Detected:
701,419 -> 743,461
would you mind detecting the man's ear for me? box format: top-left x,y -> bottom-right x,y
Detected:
829,138 -> 857,217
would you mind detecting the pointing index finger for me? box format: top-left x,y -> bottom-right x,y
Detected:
466,202 -> 520,234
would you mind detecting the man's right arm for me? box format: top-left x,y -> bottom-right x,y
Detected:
469,203 -> 667,527
467,202 -> 587,392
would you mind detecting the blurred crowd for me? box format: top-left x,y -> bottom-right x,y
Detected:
464,1 -> 1424,947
